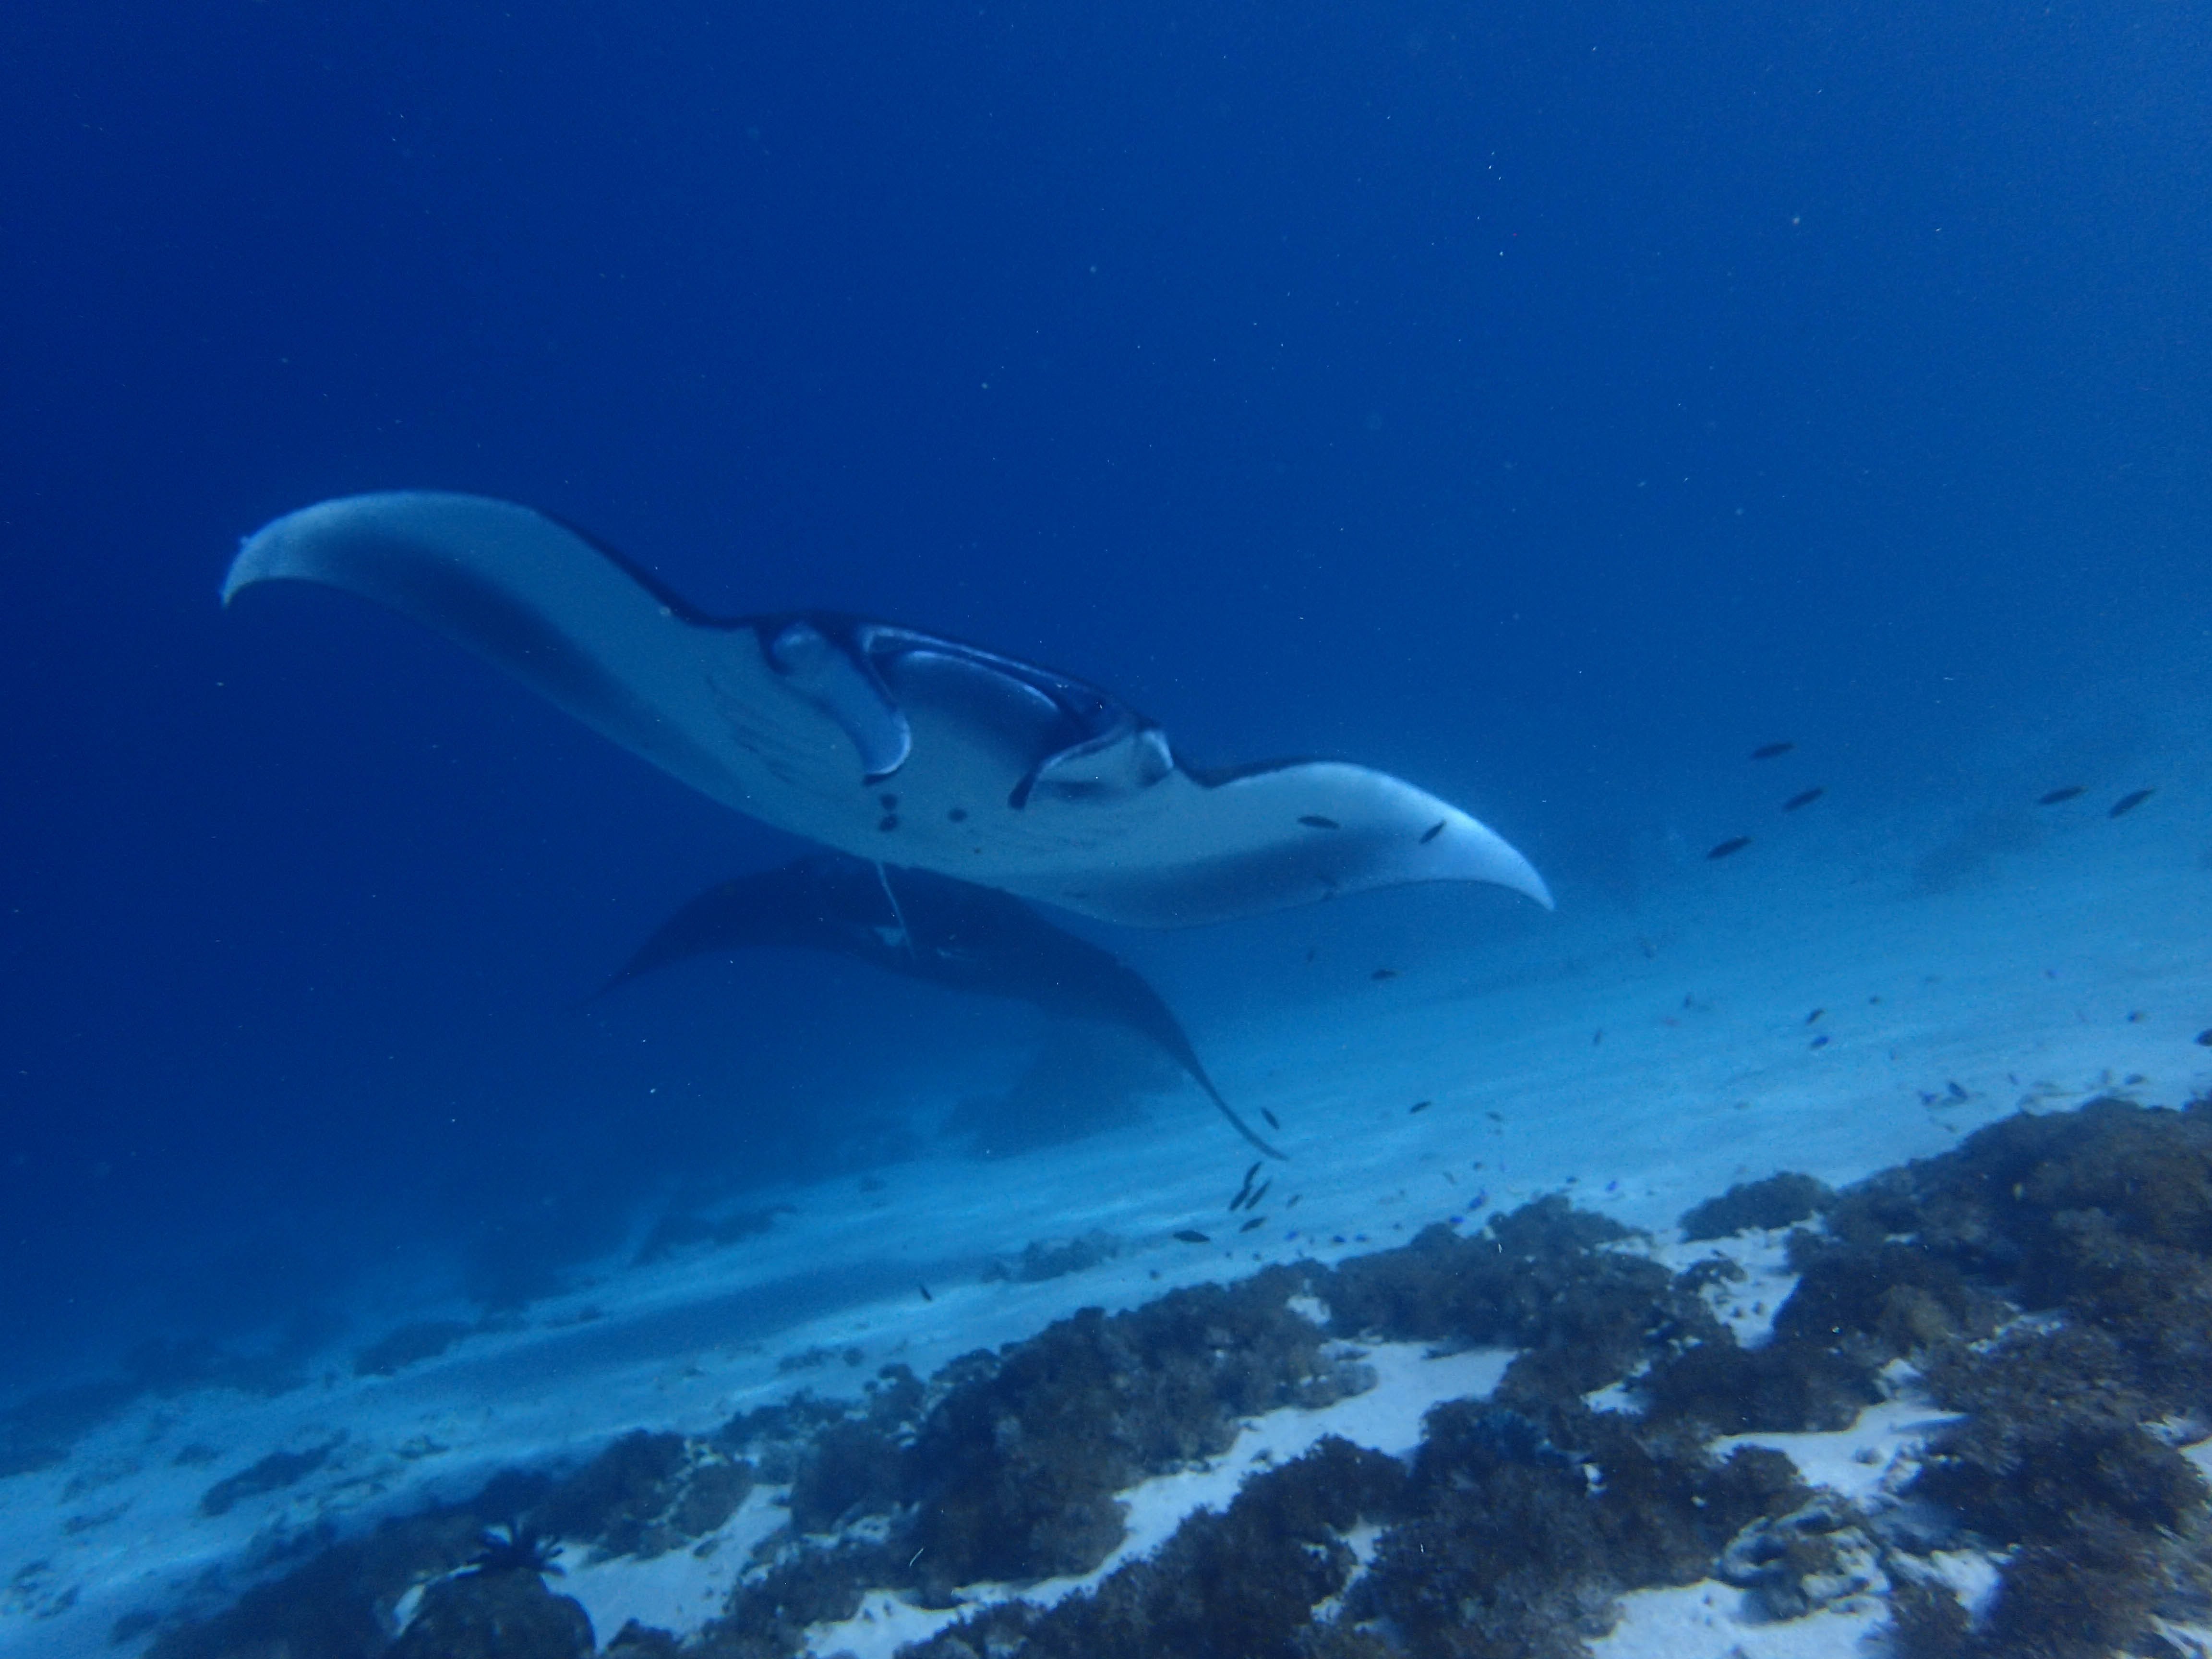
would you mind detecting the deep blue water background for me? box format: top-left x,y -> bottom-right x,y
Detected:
2,0 -> 2206,1388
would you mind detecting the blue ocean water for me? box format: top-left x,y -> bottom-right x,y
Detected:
1,0 -> 2206,1400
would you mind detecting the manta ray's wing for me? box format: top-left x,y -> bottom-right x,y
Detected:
607,855 -> 1285,1157
226,492 -> 1551,928
602,858 -> 891,989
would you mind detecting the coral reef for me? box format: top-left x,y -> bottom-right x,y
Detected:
141,1091 -> 2212,1659
386,1568 -> 594,1659
197,1440 -> 341,1518
1678,1170 -> 1833,1240
354,1320 -> 474,1377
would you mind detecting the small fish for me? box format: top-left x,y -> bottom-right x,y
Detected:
1591,1028 -> 1603,1046
1947,1080 -> 1969,1102
1707,836 -> 1752,860
1806,1008 -> 1825,1024
1303,948 -> 1316,964
1485,1110 -> 1503,1124
1372,968 -> 1399,981
1298,814 -> 1341,830
1286,1193 -> 1300,1208
1810,1034 -> 1830,1049
1782,787 -> 1824,812
2196,1030 -> 2212,1046
1750,742 -> 1794,760
1173,1229 -> 1211,1244
918,1283 -> 934,1303
1419,819 -> 1446,844
1238,1216 -> 1266,1233
1262,1108 -> 1282,1130
1248,1179 -> 1272,1209
2037,786 -> 2085,805
1409,1099 -> 1432,1115
2109,788 -> 2154,817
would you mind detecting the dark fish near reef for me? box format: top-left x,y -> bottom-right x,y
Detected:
1750,742 -> 1794,760
224,493 -> 1552,928
1707,836 -> 1752,860
1262,1108 -> 1282,1130
608,852 -> 1286,1159
2109,789 -> 2155,817
1371,968 -> 1400,981
1781,788 -> 1824,812
2037,786 -> 2085,805
1173,1229 -> 1211,1244
1238,1216 -> 1266,1233
1409,1099 -> 1432,1115
1229,1163 -> 1260,1209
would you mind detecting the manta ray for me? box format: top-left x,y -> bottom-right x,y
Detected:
607,852 -> 1283,1157
224,493 -> 1550,928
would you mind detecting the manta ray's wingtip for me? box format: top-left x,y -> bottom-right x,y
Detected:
1511,857 -> 1556,912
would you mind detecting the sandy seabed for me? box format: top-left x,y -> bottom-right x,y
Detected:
6,755 -> 2211,1659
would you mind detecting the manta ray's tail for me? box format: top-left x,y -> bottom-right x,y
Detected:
1098,969 -> 1286,1160
1193,1071 -> 1286,1162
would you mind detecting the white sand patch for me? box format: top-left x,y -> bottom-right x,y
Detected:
1717,1394 -> 1963,1509
1914,1549 -> 2004,1621
1648,1227 -> 1802,1347
1590,1578 -> 1889,1659
2183,1433 -> 2212,1483
560,1483 -> 789,1644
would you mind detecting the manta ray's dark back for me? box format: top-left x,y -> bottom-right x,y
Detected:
607,854 -> 1284,1159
